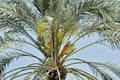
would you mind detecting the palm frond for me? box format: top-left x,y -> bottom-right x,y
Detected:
0,33 -> 38,52
0,34 -> 43,75
89,62 -> 120,78
88,63 -> 115,80
0,50 -> 43,75
68,68 -> 97,80
88,62 -> 120,80
0,34 -> 22,52
0,0 -> 40,32
33,0 -> 63,16
64,58 -> 120,80
63,0 -> 117,21
0,63 -> 41,80
0,52 -> 25,75
96,23 -> 120,49
72,17 -> 120,51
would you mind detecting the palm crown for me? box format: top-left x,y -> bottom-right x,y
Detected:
0,0 -> 120,80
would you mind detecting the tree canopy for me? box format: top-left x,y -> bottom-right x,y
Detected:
0,0 -> 120,80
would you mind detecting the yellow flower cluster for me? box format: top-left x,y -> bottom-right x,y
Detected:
35,21 -> 46,37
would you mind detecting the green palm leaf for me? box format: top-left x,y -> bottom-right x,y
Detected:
0,0 -> 120,80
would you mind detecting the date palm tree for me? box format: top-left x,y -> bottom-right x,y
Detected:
0,0 -> 120,80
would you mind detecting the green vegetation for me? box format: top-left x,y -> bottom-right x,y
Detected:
0,0 -> 120,80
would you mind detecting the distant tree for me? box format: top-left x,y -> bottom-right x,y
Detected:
0,0 -> 120,80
